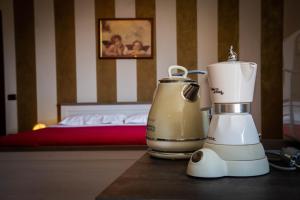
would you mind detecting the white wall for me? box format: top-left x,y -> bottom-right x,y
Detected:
197,0 -> 218,70
156,0 -> 177,81
75,0 -> 97,103
115,0 -> 137,102
34,0 -> 57,125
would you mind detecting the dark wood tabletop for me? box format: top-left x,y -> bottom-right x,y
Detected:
96,140 -> 300,200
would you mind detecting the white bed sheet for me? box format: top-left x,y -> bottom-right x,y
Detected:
49,123 -> 146,128
283,101 -> 300,125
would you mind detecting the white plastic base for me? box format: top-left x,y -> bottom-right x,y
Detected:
187,148 -> 270,178
207,114 -> 260,145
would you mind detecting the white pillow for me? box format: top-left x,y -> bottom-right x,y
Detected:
101,114 -> 127,124
125,113 -> 148,124
60,114 -> 127,126
83,113 -> 127,125
84,114 -> 103,125
59,115 -> 85,126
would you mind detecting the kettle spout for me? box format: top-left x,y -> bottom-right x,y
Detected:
182,83 -> 199,102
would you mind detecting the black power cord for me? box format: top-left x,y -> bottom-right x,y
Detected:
266,147 -> 300,171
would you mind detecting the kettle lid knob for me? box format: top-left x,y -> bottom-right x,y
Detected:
228,45 -> 238,61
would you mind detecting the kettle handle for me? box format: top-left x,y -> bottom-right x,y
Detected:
168,65 -> 188,78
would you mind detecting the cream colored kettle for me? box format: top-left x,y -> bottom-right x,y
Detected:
146,65 -> 209,159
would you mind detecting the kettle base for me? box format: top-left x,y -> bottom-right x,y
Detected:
146,138 -> 205,153
148,149 -> 193,159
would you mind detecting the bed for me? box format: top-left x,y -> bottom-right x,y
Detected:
0,103 -> 151,150
282,31 -> 300,142
283,101 -> 300,142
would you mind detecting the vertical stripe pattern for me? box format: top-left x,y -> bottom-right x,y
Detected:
0,0 -> 18,133
261,0 -> 283,139
54,0 -> 77,106
136,0 -> 157,102
0,0 -> 290,138
176,0 -> 198,80
14,0 -> 37,131
75,0 -> 97,103
34,0 -> 57,125
156,0 -> 177,81
115,0 -> 137,102
116,59 -> 137,102
218,0 -> 239,61
239,0 -> 261,132
197,0 -> 218,69
95,0 -> 116,103
0,11 -> 6,134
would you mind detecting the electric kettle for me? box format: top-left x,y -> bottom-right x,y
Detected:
146,65 -> 209,159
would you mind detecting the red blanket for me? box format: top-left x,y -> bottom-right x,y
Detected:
0,126 -> 146,147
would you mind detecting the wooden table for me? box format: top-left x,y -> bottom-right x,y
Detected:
96,141 -> 300,200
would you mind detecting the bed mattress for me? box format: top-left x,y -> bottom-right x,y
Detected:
0,126 -> 146,147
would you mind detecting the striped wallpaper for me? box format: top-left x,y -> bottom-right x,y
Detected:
0,0 -> 286,138
14,0 -> 37,132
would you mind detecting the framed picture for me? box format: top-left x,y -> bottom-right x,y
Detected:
98,18 -> 153,59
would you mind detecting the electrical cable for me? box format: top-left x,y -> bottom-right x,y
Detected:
266,148 -> 300,171
269,162 -> 297,171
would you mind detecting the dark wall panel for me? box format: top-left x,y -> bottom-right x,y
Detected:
54,0 -> 77,105
136,0 -> 157,102
218,0 -> 239,61
0,11 -> 6,135
261,0 -> 283,139
14,0 -> 37,131
176,0 -> 198,81
95,0 -> 116,103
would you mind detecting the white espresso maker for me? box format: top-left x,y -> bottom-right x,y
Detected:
187,46 -> 270,177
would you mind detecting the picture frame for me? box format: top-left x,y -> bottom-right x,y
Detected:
98,18 -> 153,59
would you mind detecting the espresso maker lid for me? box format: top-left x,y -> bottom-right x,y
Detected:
208,45 -> 252,67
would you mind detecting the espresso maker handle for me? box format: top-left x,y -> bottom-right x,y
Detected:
199,74 -> 212,110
